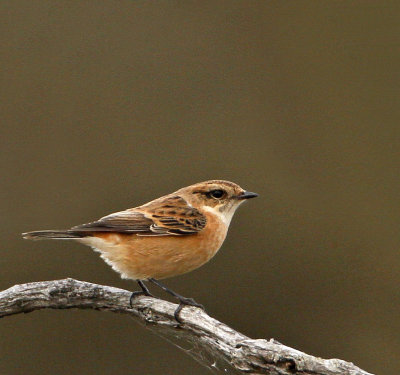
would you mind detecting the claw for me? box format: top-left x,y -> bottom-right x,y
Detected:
146,278 -> 206,323
130,291 -> 147,307
173,297 -> 205,323
129,280 -> 154,308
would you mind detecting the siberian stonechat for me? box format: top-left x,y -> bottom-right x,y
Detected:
23,180 -> 258,320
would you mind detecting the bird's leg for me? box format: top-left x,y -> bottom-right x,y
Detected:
129,280 -> 154,307
148,278 -> 205,322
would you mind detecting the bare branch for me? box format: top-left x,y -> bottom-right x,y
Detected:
0,279 -> 373,375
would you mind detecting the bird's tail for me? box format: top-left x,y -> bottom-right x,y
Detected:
22,230 -> 84,240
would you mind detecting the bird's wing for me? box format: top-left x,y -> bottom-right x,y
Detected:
71,196 -> 206,236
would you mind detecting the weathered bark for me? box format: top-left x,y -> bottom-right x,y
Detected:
0,278 -> 373,375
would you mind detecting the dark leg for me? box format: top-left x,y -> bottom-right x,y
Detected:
129,280 -> 154,307
148,278 -> 204,322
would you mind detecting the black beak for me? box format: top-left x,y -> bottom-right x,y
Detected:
237,191 -> 258,200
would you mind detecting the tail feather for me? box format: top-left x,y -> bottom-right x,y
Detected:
22,230 -> 84,240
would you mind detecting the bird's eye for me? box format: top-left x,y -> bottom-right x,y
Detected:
208,189 -> 225,199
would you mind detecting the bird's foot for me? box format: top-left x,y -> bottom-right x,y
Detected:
129,280 -> 154,308
174,297 -> 205,323
129,290 -> 155,307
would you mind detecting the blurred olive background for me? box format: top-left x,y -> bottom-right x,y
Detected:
1,1 -> 399,374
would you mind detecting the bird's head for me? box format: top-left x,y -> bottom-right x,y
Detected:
179,180 -> 258,225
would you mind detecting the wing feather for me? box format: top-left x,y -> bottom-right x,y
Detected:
70,196 -> 206,236
71,210 -> 153,233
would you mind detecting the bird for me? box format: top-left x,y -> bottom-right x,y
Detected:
22,180 -> 258,321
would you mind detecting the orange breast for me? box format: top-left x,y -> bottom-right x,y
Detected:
82,211 -> 228,280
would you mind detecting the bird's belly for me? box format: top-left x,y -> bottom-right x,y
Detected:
80,227 -> 227,280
